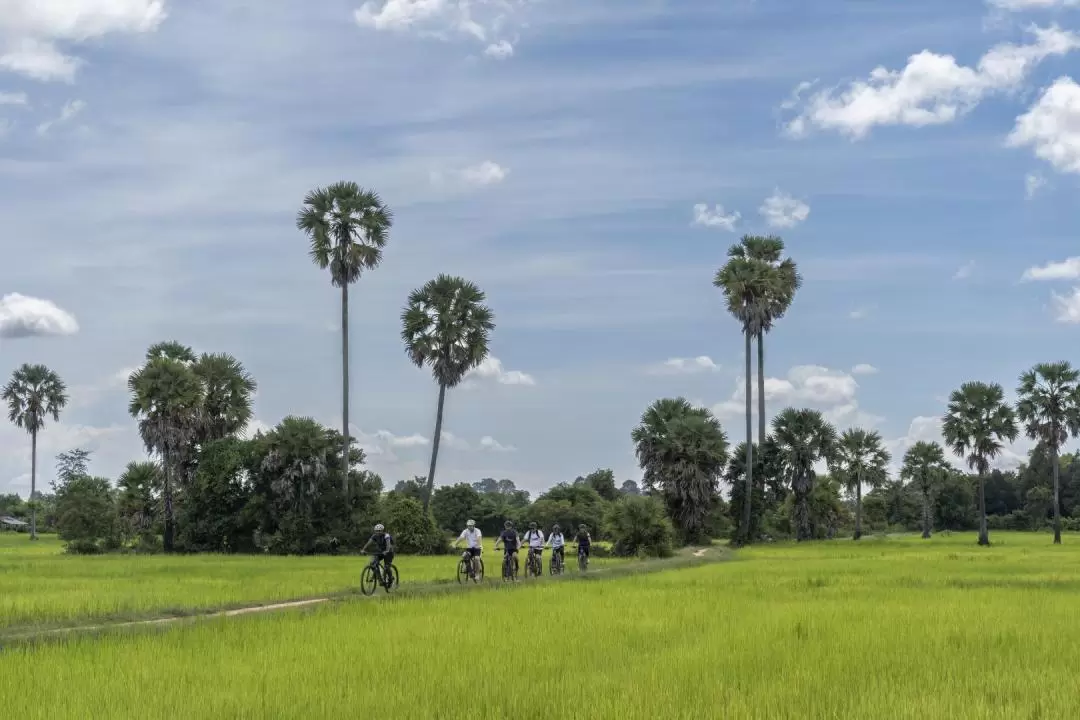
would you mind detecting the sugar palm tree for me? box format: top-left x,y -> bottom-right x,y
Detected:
128,356 -> 205,552
831,428 -> 890,540
1016,362 -> 1080,544
942,381 -> 1018,546
297,182 -> 393,495
2,364 -> 68,540
900,440 -> 948,539
401,275 -> 495,511
193,352 -> 257,443
631,397 -> 729,542
771,408 -> 837,541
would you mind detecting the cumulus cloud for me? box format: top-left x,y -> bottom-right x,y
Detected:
465,356 -> 536,386
1008,77 -> 1080,174
1051,287 -> 1080,322
851,364 -> 878,375
479,435 -> 515,452
0,293 -> 79,339
785,25 -> 1080,138
649,356 -> 721,375
759,190 -> 809,228
0,0 -> 166,83
36,98 -> 84,135
885,415 -> 1025,473
692,203 -> 740,231
1021,256 -> 1080,280
355,0 -> 529,56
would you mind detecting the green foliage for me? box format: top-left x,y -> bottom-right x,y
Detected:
772,408 -> 838,542
296,182 -> 392,287
392,478 -> 427,503
177,439 -> 255,553
605,494 -> 674,557
430,483 -> 482,532
56,476 -> 120,554
726,439 -> 787,542
116,461 -> 161,552
377,493 -> 448,555
576,468 -> 618,501
619,479 -> 640,496
526,483 -> 606,536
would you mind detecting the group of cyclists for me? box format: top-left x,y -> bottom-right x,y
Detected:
360,519 -> 592,585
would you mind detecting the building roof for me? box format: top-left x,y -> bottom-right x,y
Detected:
0,516 -> 28,527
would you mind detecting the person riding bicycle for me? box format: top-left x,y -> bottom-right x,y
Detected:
574,523 -> 592,561
452,519 -> 483,577
360,523 -> 394,578
522,521 -> 545,570
493,520 -> 520,567
546,523 -> 565,568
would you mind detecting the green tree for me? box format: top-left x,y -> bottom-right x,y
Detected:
431,483 -> 482,532
378,493 -> 448,555
192,353 -> 257,444
619,479 -> 641,496
401,275 -> 495,511
3,363 -> 68,540
942,381 -> 1019,546
128,354 -> 205,552
605,494 -> 675,557
55,475 -> 119,554
297,182 -> 393,496
772,408 -> 837,542
1016,362 -> 1080,544
831,428 -> 890,540
391,478 -> 427,504
900,441 -> 949,539
631,397 -> 729,543
575,468 -> 618,501
527,483 -> 606,536
177,439 -> 254,553
726,438 -> 787,542
116,461 -> 161,550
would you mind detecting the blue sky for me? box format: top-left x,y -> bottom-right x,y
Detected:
3,0 -> 1080,497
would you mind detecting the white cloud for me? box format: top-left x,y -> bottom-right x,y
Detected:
953,260 -> 976,280
989,0 -> 1080,9
0,91 -> 27,105
483,40 -> 513,59
1025,172 -> 1047,197
759,189 -> 809,228
1021,256 -> 1080,280
35,97 -> 84,134
649,356 -> 721,375
465,356 -> 536,386
0,0 -> 166,83
886,415 -> 1025,473
1051,287 -> 1080,322
786,25 -> 1080,138
1008,77 -> 1080,174
851,364 -> 878,375
0,292 -> 79,339
479,435 -> 515,452
691,203 -> 740,231
460,160 -> 507,186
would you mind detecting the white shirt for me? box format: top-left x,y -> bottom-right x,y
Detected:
548,532 -> 565,549
457,527 -> 482,549
523,529 -> 544,548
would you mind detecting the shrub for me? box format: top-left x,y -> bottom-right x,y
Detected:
604,495 -> 674,558
379,493 -> 449,555
55,476 -> 120,554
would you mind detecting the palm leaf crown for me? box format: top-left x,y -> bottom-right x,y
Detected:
900,440 -> 948,492
941,381 -> 1018,475
631,398 -> 728,490
831,428 -> 890,491
2,363 -> 68,434
296,181 -> 393,287
1016,361 -> 1080,449
771,407 -> 837,473
401,275 -> 495,388
714,235 -> 802,334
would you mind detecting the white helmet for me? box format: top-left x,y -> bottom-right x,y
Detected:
466,519 -> 476,528
374,524 -> 384,532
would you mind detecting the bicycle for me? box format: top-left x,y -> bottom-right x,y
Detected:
549,548 -> 564,576
457,551 -> 484,584
525,548 -> 543,578
577,546 -> 589,572
361,557 -> 399,596
501,550 -> 519,582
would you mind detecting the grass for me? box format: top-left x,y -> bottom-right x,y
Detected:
2,532 -> 1079,718
0,533 -> 625,631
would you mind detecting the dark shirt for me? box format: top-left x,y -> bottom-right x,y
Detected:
369,532 -> 392,554
575,531 -> 591,547
499,529 -> 519,550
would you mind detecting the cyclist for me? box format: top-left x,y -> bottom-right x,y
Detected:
360,523 -> 394,580
452,519 -> 483,578
574,523 -> 592,566
546,523 -> 566,570
522,521 -> 545,573
493,520 -> 520,575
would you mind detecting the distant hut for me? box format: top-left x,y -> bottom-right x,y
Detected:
0,516 -> 29,532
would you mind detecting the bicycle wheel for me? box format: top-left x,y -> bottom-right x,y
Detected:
384,564 -> 399,592
457,558 -> 469,584
474,557 -> 485,582
550,553 -> 561,576
502,555 -> 513,582
360,566 -> 378,596
578,553 -> 588,572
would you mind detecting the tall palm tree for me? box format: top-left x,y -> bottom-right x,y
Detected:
771,407 -> 837,541
631,397 -> 729,542
942,381 -> 1018,546
1016,362 -> 1080,544
128,356 -> 205,552
401,275 -> 495,511
831,428 -> 890,540
900,440 -> 948,539
2,364 -> 68,540
193,352 -> 257,443
297,182 -> 393,496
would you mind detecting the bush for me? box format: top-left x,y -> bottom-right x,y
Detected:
604,495 -> 674,558
55,476 -> 120,554
379,493 -> 449,555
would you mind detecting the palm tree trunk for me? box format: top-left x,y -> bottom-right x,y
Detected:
29,429 -> 38,541
423,383 -> 447,512
1052,443 -> 1062,545
756,332 -> 766,447
977,470 -> 989,546
921,489 -> 932,539
854,472 -> 862,540
741,329 -> 753,544
341,281 -> 351,498
162,458 -> 174,553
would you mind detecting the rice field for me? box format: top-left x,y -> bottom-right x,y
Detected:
0,534 -> 622,630
2,532 -> 1079,719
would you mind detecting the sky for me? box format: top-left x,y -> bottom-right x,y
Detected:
3,0 -> 1080,498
